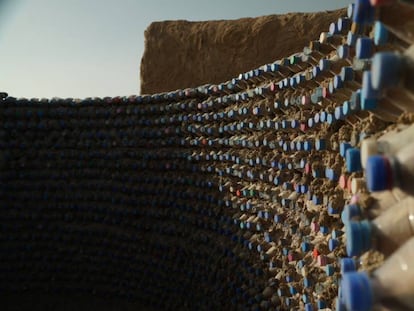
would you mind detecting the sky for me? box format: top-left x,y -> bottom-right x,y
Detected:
0,0 -> 350,98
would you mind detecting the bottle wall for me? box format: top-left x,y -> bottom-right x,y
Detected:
1,1 -> 413,310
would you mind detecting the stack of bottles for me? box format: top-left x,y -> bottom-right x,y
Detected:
0,1 -> 413,310
337,1 -> 414,310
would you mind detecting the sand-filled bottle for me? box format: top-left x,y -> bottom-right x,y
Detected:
342,236 -> 414,311
366,141 -> 414,193
360,123 -> 413,168
371,45 -> 414,96
345,196 -> 414,257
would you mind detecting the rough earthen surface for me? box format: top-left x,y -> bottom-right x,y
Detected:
140,9 -> 346,94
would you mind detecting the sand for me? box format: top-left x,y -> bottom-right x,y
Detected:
140,9 -> 346,94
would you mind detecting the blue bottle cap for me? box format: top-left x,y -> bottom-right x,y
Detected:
338,17 -> 350,33
320,111 -> 327,123
319,58 -> 330,72
334,75 -> 344,89
289,77 -> 297,87
332,229 -> 343,239
325,167 -> 332,179
296,140 -> 304,151
312,65 -> 321,78
346,148 -> 362,172
366,155 -> 392,191
303,277 -> 312,288
320,226 -> 330,235
328,206 -> 340,215
317,300 -> 326,309
303,140 -> 313,151
342,272 -> 373,311
303,294 -> 311,304
329,22 -> 339,35
347,31 -> 357,47
328,238 -> 339,251
373,21 -> 388,46
338,44 -> 350,59
371,52 -> 403,90
301,184 -> 309,194
341,66 -> 354,82
341,204 -> 362,224
315,138 -> 326,151
346,220 -> 372,257
353,0 -> 373,24
301,242 -> 311,252
356,37 -> 373,59
305,303 -> 314,311
340,258 -> 357,273
327,113 -> 335,125
340,142 -> 352,157
347,3 -> 356,18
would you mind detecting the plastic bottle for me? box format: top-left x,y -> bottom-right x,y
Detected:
345,196 -> 414,257
366,141 -> 414,193
371,45 -> 414,96
371,21 -> 412,51
342,236 -> 414,311
360,123 -> 413,168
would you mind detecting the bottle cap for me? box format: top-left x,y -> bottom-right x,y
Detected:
373,21 -> 388,46
303,140 -> 313,151
341,204 -> 361,224
371,52 -> 403,90
346,148 -> 362,172
315,138 -> 326,150
332,229 -> 343,239
319,58 -> 330,72
303,277 -> 312,288
326,264 -> 335,276
338,18 -> 350,33
356,37 -> 373,59
317,300 -> 326,309
328,238 -> 339,251
340,258 -> 357,273
305,303 -> 314,311
347,31 -> 357,46
360,138 -> 378,169
329,22 -> 339,35
327,113 -> 335,125
338,44 -> 350,59
345,220 -> 372,257
361,71 -> 379,110
350,90 -> 362,111
351,178 -> 366,194
365,155 -> 392,191
334,75 -> 344,89
320,109 -> 328,122
353,0 -> 374,24
341,66 -> 354,82
342,101 -> 351,117
342,272 -> 373,311
340,142 -> 352,157
347,3 -> 355,18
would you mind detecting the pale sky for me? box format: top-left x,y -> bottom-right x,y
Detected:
0,0 -> 350,98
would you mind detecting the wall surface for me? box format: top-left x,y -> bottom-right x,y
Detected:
140,9 -> 346,94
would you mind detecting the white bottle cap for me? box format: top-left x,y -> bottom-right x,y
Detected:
360,138 -> 378,169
